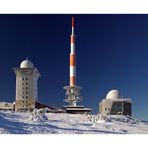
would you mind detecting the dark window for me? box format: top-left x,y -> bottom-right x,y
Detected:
110,101 -> 122,115
22,78 -> 24,80
26,82 -> 28,85
26,78 -> 28,80
26,87 -> 28,89
105,108 -> 110,111
26,91 -> 28,94
26,96 -> 28,99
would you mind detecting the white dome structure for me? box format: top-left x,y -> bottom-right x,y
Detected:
20,59 -> 34,68
106,89 -> 122,100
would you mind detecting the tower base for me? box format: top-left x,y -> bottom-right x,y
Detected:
63,85 -> 83,107
64,106 -> 92,114
63,85 -> 92,114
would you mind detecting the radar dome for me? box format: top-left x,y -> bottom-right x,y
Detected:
106,89 -> 122,100
20,58 -> 34,68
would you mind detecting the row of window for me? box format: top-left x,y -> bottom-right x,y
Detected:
22,105 -> 28,108
21,77 -> 30,100
22,82 -> 28,85
23,91 -> 28,94
22,78 -> 28,80
23,87 -> 28,90
22,100 -> 28,103
22,96 -> 28,99
22,100 -> 32,108
22,84 -> 28,99
105,108 -> 110,111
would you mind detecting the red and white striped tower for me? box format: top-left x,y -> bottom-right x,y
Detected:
70,17 -> 76,86
63,17 -> 83,107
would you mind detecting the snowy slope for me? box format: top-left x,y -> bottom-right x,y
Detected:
0,110 -> 148,134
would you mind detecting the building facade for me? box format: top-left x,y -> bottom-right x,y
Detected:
13,59 -> 40,111
0,102 -> 14,111
99,89 -> 132,116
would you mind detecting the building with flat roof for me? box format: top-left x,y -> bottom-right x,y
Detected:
0,102 -> 14,111
12,58 -> 40,111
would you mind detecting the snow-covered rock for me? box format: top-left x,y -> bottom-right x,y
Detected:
29,108 -> 48,122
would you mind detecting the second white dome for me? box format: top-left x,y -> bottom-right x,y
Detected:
106,89 -> 122,100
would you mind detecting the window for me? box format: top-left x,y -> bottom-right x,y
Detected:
22,78 -> 24,80
26,82 -> 28,85
26,78 -> 28,80
105,108 -> 110,111
26,87 -> 28,89
110,101 -> 122,115
26,91 -> 28,94
26,96 -> 28,99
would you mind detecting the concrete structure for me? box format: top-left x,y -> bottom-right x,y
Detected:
99,89 -> 132,116
12,58 -> 40,111
0,102 -> 14,111
63,17 -> 92,114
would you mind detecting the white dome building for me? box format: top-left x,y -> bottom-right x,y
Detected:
99,89 -> 132,116
20,59 -> 34,68
13,58 -> 40,111
106,89 -> 122,100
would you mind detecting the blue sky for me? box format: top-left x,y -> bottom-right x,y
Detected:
0,14 -> 148,120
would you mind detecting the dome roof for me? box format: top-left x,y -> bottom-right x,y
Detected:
20,59 -> 34,68
106,89 -> 122,100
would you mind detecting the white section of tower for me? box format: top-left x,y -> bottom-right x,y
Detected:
70,66 -> 76,77
70,43 -> 75,54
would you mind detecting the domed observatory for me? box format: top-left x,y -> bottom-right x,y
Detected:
13,58 -> 40,111
99,89 -> 132,116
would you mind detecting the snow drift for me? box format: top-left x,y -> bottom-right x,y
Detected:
0,110 -> 148,134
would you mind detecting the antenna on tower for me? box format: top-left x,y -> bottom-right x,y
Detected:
63,17 -> 92,114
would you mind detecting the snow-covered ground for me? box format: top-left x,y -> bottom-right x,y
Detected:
0,110 -> 148,134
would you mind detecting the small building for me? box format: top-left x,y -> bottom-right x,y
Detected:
65,106 -> 92,114
0,102 -> 14,111
12,58 -> 40,111
99,89 -> 132,116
